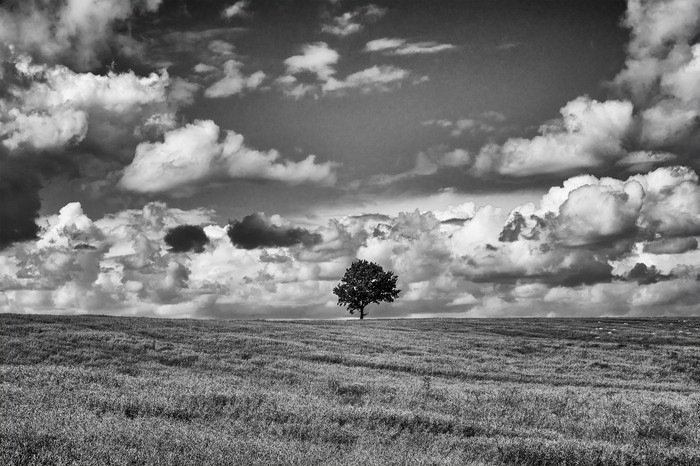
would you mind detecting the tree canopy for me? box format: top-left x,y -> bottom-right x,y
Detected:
333,260 -> 400,320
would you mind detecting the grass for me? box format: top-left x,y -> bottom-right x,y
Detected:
1,314 -> 699,465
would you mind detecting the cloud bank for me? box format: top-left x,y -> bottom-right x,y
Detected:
2,165 -> 698,318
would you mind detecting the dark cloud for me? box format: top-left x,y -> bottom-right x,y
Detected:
643,237 -> 698,255
625,262 -> 670,285
227,213 -> 322,250
556,259 -> 613,287
0,158 -> 41,250
164,225 -> 210,253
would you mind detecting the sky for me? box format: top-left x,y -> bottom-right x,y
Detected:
0,0 -> 698,319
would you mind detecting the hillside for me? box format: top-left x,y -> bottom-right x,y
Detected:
1,314 -> 699,465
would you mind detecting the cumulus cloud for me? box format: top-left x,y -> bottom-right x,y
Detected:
221,0 -> 249,19
365,38 -> 457,55
321,4 -> 386,37
612,0 -> 700,105
0,0 -> 163,70
472,97 -> 635,177
0,56 -> 178,159
284,42 -> 339,81
1,107 -> 88,151
204,60 -> 265,98
4,167 -> 700,317
0,55 -> 193,246
119,120 -> 337,195
227,213 -> 322,250
164,225 -> 210,253
277,43 -> 416,98
0,0 -> 197,250
500,166 -> 700,248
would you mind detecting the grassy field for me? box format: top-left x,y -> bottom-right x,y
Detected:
1,314 -> 699,465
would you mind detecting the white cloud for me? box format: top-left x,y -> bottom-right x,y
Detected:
0,0 -> 163,69
119,120 -> 337,195
4,169 -> 700,318
613,0 -> 700,102
221,0 -> 249,19
284,42 -> 339,81
0,56 -> 178,159
321,4 -> 386,37
1,107 -> 88,151
472,97 -> 634,177
204,60 -> 265,98
365,37 -> 456,55
365,38 -> 406,52
194,63 -> 217,74
555,181 -> 644,246
278,45 -> 415,98
322,65 -> 411,94
535,167 -> 700,245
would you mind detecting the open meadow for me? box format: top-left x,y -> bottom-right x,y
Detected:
1,314 -> 699,465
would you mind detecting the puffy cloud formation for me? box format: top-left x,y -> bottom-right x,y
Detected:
221,0 -> 249,19
365,38 -> 456,55
613,0 -> 700,104
1,107 -> 88,151
119,120 -> 337,194
277,43 -> 416,98
0,0 -> 163,69
164,225 -> 210,253
321,4 -> 386,37
204,60 -> 265,98
0,0 -> 171,252
284,42 -> 339,81
472,97 -> 635,177
4,164 -> 698,318
1,202 -> 214,315
0,56 -> 175,155
0,53 -> 189,248
227,213 -> 322,249
612,0 -> 700,152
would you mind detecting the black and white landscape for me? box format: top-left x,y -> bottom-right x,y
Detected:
0,1 -> 699,464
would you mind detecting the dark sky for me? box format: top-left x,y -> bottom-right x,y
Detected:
39,0 -> 630,221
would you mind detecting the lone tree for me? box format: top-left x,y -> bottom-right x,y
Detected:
333,259 -> 400,320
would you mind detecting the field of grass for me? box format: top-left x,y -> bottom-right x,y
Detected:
1,314 -> 699,465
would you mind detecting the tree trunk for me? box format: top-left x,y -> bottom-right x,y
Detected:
359,308 -> 365,320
